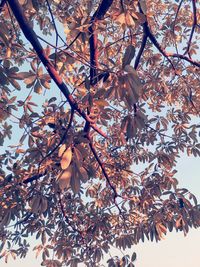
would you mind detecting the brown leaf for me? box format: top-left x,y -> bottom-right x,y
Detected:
70,171 -> 80,194
57,167 -> 72,190
58,144 -> 66,157
122,45 -> 136,69
60,146 -> 72,170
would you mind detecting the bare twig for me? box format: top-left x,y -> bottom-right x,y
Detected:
167,53 -> 200,68
45,0 -> 59,66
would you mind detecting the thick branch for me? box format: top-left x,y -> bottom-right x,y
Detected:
7,0 -> 107,138
89,0 -> 113,85
92,0 -> 113,20
134,32 -> 147,69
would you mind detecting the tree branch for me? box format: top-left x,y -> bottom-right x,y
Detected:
184,0 -> 197,56
134,32 -> 148,69
87,135 -> 122,213
167,53 -> 200,68
138,2 -> 200,69
89,0 -> 113,85
92,0 -> 113,20
89,22 -> 99,85
7,0 -> 107,138
57,192 -> 82,235
85,0 -> 114,132
172,0 -> 185,33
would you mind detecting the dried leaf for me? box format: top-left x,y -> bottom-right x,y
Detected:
70,172 -> 80,194
60,146 -> 72,170
57,167 -> 72,190
58,144 -> 66,157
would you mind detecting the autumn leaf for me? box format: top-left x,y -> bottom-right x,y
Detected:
57,166 -> 72,190
70,168 -> 81,194
58,144 -> 66,157
60,146 -> 72,170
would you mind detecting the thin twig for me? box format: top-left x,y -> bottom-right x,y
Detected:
172,0 -> 185,33
57,192 -> 82,234
184,0 -> 197,57
87,135 -> 122,214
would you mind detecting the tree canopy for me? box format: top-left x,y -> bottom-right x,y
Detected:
0,0 -> 200,266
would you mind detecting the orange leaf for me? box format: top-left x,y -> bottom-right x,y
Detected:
60,146 -> 72,170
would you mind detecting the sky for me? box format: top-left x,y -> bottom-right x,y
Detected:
1,3 -> 200,267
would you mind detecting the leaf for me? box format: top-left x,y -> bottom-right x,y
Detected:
34,81 -> 43,94
70,173 -> 80,194
0,211 -> 11,227
10,79 -> 21,90
58,144 -> 66,157
79,167 -> 89,182
57,167 -> 72,190
122,45 -> 136,69
0,27 -> 9,46
11,71 -> 35,80
115,12 -> 126,25
41,231 -> 46,245
131,252 -> 137,262
94,99 -> 109,107
60,146 -> 72,170
32,0 -> 40,11
6,47 -> 12,58
125,12 -> 136,27
124,65 -> 142,87
0,71 -> 8,85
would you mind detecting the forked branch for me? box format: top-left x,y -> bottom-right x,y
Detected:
7,0 -> 107,138
135,1 -> 200,69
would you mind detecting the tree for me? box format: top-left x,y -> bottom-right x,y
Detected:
0,0 -> 200,266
